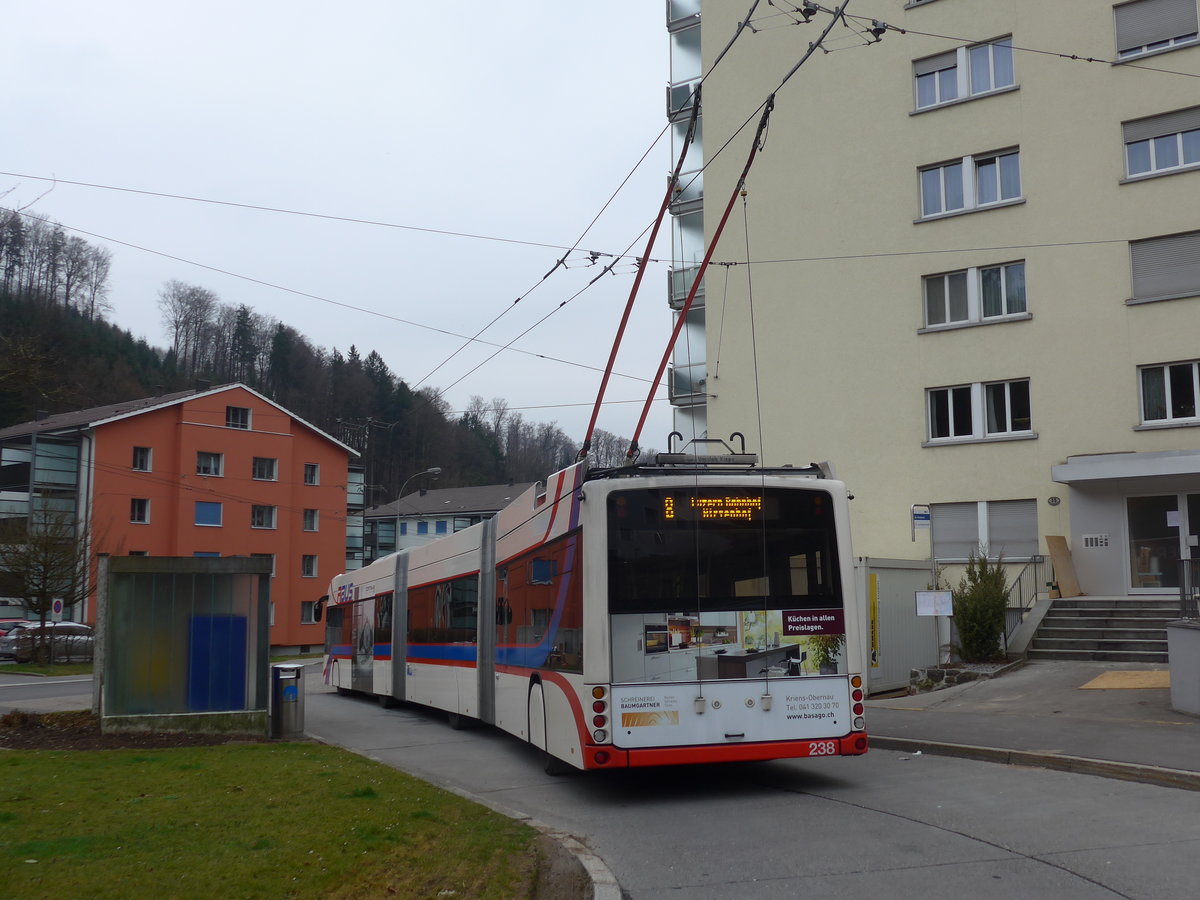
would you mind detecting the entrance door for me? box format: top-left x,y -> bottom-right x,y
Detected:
1127,495 -> 1180,591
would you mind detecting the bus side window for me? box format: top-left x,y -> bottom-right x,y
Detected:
496,568 -> 512,627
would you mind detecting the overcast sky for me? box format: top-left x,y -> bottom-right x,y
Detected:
3,1 -> 676,443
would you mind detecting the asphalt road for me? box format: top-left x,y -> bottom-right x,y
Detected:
0,670 -> 93,714
4,669 -> 1199,898
303,675 -> 1200,899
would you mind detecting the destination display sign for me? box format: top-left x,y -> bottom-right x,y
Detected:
663,494 -> 763,521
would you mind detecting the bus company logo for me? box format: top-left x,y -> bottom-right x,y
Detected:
782,609 -> 845,636
335,583 -> 354,605
621,711 -> 680,727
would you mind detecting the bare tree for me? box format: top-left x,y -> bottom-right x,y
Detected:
157,280 -> 218,375
0,510 -> 97,665
81,245 -> 112,321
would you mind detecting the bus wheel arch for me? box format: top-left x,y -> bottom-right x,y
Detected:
527,676 -> 574,775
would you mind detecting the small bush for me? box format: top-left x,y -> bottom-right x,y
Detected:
954,552 -> 1008,662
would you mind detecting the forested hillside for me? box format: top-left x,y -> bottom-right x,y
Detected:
0,208 -> 638,502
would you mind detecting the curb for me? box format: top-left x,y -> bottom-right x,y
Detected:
872,735 -> 1200,792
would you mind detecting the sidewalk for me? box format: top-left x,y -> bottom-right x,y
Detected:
866,658 -> 1200,790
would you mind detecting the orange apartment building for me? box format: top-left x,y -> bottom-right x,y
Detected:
0,384 -> 361,650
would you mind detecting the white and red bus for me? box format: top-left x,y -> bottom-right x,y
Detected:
321,454 -> 868,771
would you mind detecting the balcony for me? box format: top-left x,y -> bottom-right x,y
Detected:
668,363 -> 708,407
668,266 -> 706,310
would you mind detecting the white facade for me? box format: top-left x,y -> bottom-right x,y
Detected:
678,0 -> 1200,595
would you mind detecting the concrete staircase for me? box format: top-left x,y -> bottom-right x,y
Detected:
1027,597 -> 1176,663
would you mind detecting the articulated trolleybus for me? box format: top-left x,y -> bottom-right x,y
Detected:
323,450 -> 868,771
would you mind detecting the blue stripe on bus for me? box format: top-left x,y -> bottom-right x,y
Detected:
407,644 -> 479,662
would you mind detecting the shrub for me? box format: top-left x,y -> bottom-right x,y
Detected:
953,552 -> 1008,662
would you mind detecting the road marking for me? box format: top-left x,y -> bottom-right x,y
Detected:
0,677 -> 92,688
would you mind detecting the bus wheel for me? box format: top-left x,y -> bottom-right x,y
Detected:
543,751 -> 575,776
336,686 -> 352,696
378,694 -> 397,709
447,711 -> 475,730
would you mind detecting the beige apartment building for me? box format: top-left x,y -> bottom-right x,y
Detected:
666,0 -> 1200,595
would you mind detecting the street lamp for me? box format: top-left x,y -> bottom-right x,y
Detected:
395,467 -> 441,552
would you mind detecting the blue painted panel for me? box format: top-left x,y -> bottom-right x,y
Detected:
188,616 -> 248,711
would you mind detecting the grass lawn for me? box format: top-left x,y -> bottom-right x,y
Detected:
1,662 -> 94,677
0,741 -> 540,898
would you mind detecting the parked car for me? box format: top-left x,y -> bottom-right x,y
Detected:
0,622 -> 94,664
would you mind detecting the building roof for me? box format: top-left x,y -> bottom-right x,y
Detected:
0,383 -> 358,455
365,482 -> 536,519
0,389 -> 197,441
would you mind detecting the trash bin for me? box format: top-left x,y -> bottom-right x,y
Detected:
271,662 -> 306,737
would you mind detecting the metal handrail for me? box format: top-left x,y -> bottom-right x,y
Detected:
1004,555 -> 1046,639
1181,559 -> 1200,619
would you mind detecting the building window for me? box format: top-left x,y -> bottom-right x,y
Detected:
193,551 -> 220,557
417,521 -> 428,535
1141,361 -> 1199,423
303,509 -> 319,532
196,451 -> 223,477
195,501 -> 222,526
303,463 -> 320,485
251,505 -> 277,529
920,150 -> 1021,218
914,37 -> 1014,110
302,555 -> 318,578
931,499 -> 1038,560
1129,230 -> 1200,302
132,446 -> 152,472
399,522 -> 408,536
435,520 -> 448,535
1115,0 -> 1199,59
927,379 -> 1033,442
928,385 -> 974,439
530,558 -> 557,585
128,550 -> 148,556
923,262 -> 1027,328
1124,106 -> 1200,177
251,552 -> 276,577
985,380 -> 1033,434
226,405 -> 251,429
251,457 -> 278,481
300,601 -> 317,624
130,498 -> 150,524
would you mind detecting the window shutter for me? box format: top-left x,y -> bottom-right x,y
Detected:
931,502 -> 980,560
986,500 -> 1038,558
1130,230 -> 1200,300
1123,105 -> 1200,143
1114,0 -> 1198,52
913,50 -> 956,76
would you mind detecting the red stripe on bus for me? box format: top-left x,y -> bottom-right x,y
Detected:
540,470 -> 566,542
405,658 -> 477,669
585,733 -> 869,769
494,665 -> 591,750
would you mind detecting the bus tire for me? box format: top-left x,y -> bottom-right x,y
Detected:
543,751 -> 575,776
447,711 -> 475,730
336,686 -> 352,696
378,694 -> 397,709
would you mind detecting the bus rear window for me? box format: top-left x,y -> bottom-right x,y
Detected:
607,487 -> 841,614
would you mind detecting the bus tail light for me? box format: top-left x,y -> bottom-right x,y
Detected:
853,716 -> 865,730
593,729 -> 609,743
593,715 -> 608,728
